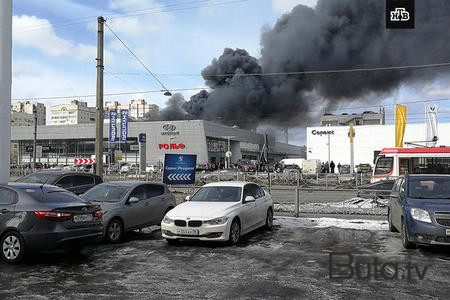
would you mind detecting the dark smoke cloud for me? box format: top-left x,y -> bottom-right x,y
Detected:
144,93 -> 187,121
163,0 -> 450,128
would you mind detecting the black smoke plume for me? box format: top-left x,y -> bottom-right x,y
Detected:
157,0 -> 450,128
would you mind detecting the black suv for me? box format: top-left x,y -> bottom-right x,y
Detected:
17,171 -> 102,195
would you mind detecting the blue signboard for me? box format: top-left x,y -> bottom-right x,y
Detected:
120,109 -> 129,142
109,110 -> 117,142
25,146 -> 51,153
163,154 -> 197,185
138,133 -> 146,143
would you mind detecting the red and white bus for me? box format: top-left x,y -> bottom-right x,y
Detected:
372,148 -> 450,182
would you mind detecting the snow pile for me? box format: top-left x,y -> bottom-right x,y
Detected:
274,216 -> 388,231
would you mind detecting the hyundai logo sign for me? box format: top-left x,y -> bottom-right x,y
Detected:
163,124 -> 176,131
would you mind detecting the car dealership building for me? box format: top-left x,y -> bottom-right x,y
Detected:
11,120 -> 305,166
307,122 -> 450,166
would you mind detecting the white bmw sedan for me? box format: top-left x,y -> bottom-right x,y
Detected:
161,181 -> 274,245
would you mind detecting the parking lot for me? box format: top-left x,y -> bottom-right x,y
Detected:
1,217 -> 449,299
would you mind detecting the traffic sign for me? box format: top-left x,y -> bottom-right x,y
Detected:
225,151 -> 232,158
74,158 -> 96,165
114,150 -> 123,161
36,146 -> 42,158
130,145 -> 139,151
163,154 -> 196,185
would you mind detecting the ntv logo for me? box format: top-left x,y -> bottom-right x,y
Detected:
386,0 -> 414,29
390,8 -> 409,21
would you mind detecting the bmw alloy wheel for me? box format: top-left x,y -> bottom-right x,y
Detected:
229,220 -> 241,245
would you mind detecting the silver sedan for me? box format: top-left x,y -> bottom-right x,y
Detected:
81,181 -> 176,243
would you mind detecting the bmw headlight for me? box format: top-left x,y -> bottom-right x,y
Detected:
410,208 -> 432,223
204,217 -> 229,225
162,216 -> 174,224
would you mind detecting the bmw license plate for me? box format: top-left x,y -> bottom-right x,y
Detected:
73,214 -> 93,223
446,229 -> 450,236
176,229 -> 199,236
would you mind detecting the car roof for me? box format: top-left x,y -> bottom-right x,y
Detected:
203,181 -> 255,188
31,171 -> 98,177
406,174 -> 450,178
105,181 -> 166,187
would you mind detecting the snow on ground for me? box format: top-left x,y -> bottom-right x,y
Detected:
275,197 -> 388,215
274,216 -> 388,231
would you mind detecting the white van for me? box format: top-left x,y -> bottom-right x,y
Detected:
302,159 -> 321,174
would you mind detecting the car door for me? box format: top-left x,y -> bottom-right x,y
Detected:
0,187 -> 17,234
142,184 -> 167,224
240,184 -> 259,233
390,178 -> 404,229
72,175 -> 96,194
253,184 -> 268,225
123,185 -> 149,229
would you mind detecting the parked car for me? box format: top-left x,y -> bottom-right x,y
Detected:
339,164 -> 351,174
388,175 -> 450,249
121,163 -> 138,173
356,163 -> 372,173
0,183 -> 103,264
357,180 -> 396,199
161,181 -> 274,245
237,160 -> 258,172
81,181 -> 176,243
146,165 -> 158,173
17,171 -> 102,195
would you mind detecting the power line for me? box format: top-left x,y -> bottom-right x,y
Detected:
104,68 -> 141,92
11,87 -> 209,101
108,61 -> 450,78
104,22 -> 172,95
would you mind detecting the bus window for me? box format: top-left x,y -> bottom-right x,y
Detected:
411,157 -> 450,174
374,157 -> 393,175
399,158 -> 411,175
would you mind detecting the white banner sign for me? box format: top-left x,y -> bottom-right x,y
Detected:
426,104 -> 438,147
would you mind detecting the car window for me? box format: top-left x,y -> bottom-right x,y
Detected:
0,187 -> 16,205
144,184 -> 165,198
74,176 -> 94,186
252,184 -> 264,198
129,185 -> 146,200
243,184 -> 256,199
56,176 -> 76,188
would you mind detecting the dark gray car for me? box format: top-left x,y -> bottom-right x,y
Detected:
17,171 -> 102,195
81,181 -> 176,243
0,183 -> 103,264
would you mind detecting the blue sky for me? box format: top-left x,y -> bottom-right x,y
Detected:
11,0 -> 450,145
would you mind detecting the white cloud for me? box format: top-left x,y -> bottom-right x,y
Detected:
272,0 -> 317,14
13,15 -> 102,62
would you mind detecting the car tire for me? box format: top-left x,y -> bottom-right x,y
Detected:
106,219 -> 123,243
401,219 -> 416,249
228,219 -> 241,246
1,231 -> 26,264
265,209 -> 273,230
388,208 -> 398,232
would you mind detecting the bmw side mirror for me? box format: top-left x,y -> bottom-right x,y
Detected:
185,196 -> 191,201
244,196 -> 256,203
129,197 -> 140,204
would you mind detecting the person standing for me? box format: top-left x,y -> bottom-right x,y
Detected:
330,161 -> 335,173
337,162 -> 342,174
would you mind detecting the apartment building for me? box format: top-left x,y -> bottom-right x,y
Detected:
50,100 -> 96,125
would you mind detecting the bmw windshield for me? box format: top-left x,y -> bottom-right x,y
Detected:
81,184 -> 130,203
17,173 -> 59,184
408,177 -> 450,199
190,186 -> 241,202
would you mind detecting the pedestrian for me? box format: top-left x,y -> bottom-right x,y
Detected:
337,162 -> 342,174
330,161 -> 335,173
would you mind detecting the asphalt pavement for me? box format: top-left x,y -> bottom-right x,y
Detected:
1,217 -> 449,299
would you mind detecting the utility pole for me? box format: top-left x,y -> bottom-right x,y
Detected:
32,106 -> 37,171
0,0 -> 12,183
349,123 -> 355,174
95,16 -> 105,177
